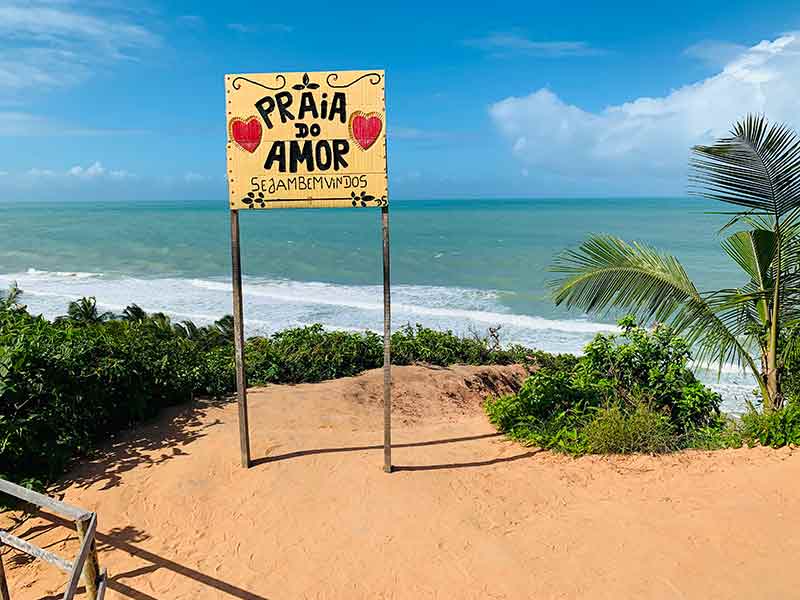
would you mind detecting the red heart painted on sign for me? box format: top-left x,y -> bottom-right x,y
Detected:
230,116 -> 262,153
350,112 -> 383,150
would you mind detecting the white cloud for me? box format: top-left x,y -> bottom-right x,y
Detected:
0,110 -> 149,137
684,40 -> 748,68
0,3 -> 158,48
465,33 -> 604,58
489,34 -> 800,184
0,1 -> 160,91
68,161 -> 104,178
67,161 -> 132,179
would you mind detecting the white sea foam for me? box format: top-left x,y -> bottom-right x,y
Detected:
25,268 -> 103,279
0,269 -> 617,355
0,268 -> 758,410
191,278 -> 613,334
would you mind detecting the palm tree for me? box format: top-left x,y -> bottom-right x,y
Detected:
173,316 -> 234,349
145,312 -> 174,334
212,315 -> 235,342
0,282 -> 25,311
57,297 -> 115,325
121,303 -> 148,322
551,115 -> 800,410
174,319 -> 201,340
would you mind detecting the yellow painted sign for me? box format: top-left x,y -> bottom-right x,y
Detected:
225,70 -> 387,210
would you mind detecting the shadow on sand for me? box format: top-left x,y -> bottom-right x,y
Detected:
19,513 -> 270,600
4,388 -> 543,598
251,431 -> 543,471
49,397 -> 228,494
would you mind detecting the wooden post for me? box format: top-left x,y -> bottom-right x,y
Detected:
0,547 -> 10,600
381,206 -> 392,473
75,516 -> 100,600
231,210 -> 251,468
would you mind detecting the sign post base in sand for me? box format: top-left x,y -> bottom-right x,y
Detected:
225,70 -> 392,471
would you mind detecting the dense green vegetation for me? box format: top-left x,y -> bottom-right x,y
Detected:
1,294 -> 223,488
244,323 -> 546,385
0,287 -> 559,488
487,318 -> 722,454
551,115 -> 800,412
486,317 -> 800,454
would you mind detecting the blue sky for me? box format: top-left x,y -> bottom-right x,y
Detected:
1,0 -> 800,201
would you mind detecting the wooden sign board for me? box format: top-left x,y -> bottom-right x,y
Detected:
225,70 -> 387,210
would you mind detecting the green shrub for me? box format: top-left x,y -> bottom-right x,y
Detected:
242,323 -> 563,387
684,418 -> 744,450
487,367 -> 592,426
741,401 -> 800,447
390,324 -> 540,366
486,367 -> 595,454
585,403 -> 677,454
486,318 -> 724,455
201,345 -> 235,396
245,325 -> 383,384
0,308 -> 212,485
573,317 -> 721,433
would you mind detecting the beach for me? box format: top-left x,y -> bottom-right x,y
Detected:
5,5 -> 800,599
3,366 -> 798,599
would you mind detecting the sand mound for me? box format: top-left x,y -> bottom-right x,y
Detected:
249,364 -> 528,426
3,364 -> 800,599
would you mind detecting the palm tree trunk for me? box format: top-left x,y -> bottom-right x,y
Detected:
765,225 -> 783,411
766,339 -> 780,410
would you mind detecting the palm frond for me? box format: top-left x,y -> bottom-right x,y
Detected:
122,303 -> 148,322
550,234 -> 698,321
690,114 -> 800,219
781,321 -> 800,367
721,229 -> 776,291
551,235 -> 763,379
674,288 -> 763,373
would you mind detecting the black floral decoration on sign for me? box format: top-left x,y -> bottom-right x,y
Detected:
351,191 -> 387,207
242,191 -> 266,208
292,73 -> 320,91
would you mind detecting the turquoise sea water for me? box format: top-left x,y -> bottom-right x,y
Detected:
0,197 -> 755,409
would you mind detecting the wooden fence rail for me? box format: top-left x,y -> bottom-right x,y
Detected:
0,479 -> 107,600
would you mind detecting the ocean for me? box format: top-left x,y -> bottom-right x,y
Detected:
0,197 -> 757,411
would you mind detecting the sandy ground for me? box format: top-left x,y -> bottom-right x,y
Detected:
3,364 -> 800,600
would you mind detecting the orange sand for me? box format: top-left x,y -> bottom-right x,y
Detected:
3,364 -> 799,599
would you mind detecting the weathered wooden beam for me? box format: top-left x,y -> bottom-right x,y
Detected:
75,514 -> 101,600
0,530 -> 73,573
381,205 -> 392,473
230,209 -> 251,468
63,513 -> 96,600
0,480 -> 88,522
0,546 -> 10,600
